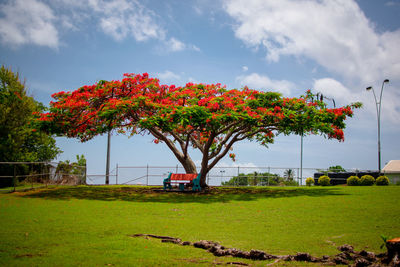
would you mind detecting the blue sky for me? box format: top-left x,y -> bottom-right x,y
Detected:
1,0 -> 399,179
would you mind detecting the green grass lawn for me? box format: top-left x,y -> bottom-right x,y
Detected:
0,185 -> 399,266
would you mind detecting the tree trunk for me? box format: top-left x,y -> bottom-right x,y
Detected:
199,171 -> 208,188
386,238 -> 400,266
179,157 -> 210,188
179,157 -> 197,174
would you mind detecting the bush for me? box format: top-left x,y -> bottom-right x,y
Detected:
283,180 -> 299,186
376,176 -> 389,186
360,175 -> 375,186
318,175 -> 331,186
305,177 -> 314,186
347,176 -> 360,186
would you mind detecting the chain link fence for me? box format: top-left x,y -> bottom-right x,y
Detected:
3,162 -> 387,189
0,161 -> 86,192
88,165 -> 379,186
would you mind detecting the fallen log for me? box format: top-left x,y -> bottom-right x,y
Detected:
130,233 -> 400,266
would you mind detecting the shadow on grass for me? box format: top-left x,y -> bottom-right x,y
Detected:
18,185 -> 349,203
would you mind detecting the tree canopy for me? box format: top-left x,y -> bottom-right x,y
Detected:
39,73 -> 361,186
0,65 -> 61,163
328,165 -> 346,172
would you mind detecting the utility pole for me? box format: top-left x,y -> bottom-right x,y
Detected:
105,131 -> 111,184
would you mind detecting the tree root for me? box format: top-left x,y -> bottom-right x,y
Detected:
130,234 -> 398,266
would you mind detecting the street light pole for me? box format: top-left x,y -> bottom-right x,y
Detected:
300,133 -> 303,185
220,170 -> 225,186
366,79 -> 389,173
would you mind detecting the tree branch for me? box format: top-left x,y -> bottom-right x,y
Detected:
148,127 -> 185,162
208,134 -> 239,172
189,134 -> 204,153
216,121 -> 241,135
169,131 -> 185,147
200,130 -> 217,176
183,130 -> 195,159
207,126 -> 277,171
209,124 -> 249,159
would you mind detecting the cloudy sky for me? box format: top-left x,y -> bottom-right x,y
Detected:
1,0 -> 399,180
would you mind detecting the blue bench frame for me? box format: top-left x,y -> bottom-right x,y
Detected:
163,173 -> 202,191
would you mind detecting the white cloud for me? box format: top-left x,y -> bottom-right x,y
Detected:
313,78 -> 400,123
224,0 -> 400,85
156,72 -> 203,85
1,0 -> 192,50
236,73 -> 295,95
100,16 -> 128,41
158,70 -> 181,83
385,1 -> 400,7
242,66 -> 248,72
191,45 -> 201,52
187,77 -> 199,84
193,5 -> 203,15
163,37 -> 201,52
0,0 -> 59,48
92,0 -> 165,42
313,78 -> 358,104
165,37 -> 186,51
60,0 -> 197,51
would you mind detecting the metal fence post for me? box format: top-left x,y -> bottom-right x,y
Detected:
30,163 -> 33,189
84,162 -> 87,185
116,164 -> 118,185
13,165 -> 16,192
146,164 -> 149,186
237,166 -> 240,187
297,168 -> 300,186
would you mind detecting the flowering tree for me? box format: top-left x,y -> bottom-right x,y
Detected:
39,73 -> 361,187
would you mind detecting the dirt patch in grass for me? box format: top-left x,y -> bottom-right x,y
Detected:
14,252 -> 44,258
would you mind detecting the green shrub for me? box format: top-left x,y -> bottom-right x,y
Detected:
283,180 -> 299,186
376,176 -> 389,186
318,175 -> 330,186
360,175 -> 375,186
305,177 -> 314,186
347,176 -> 360,186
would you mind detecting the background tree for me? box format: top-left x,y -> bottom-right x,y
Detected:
283,169 -> 295,181
222,171 -> 282,186
0,65 -> 61,181
39,73 -> 361,187
328,165 -> 346,173
55,154 -> 86,185
317,165 -> 347,175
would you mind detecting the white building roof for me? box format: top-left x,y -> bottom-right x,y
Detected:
382,160 -> 400,173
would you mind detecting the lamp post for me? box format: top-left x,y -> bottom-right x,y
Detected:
220,170 -> 225,186
366,79 -> 389,173
300,133 -> 303,185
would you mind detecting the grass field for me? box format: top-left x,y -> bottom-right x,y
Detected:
0,185 -> 399,266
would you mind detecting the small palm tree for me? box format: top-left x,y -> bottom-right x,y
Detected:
284,169 -> 295,181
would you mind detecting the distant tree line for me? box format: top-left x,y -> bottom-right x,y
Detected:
222,170 -> 299,186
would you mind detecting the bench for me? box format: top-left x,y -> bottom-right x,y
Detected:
163,173 -> 202,191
